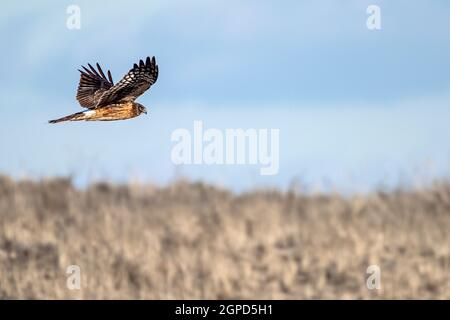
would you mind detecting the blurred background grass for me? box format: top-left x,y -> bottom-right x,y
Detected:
0,174 -> 448,299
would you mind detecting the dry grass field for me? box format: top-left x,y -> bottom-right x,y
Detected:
0,174 -> 449,299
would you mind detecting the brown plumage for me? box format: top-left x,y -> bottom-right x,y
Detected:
49,56 -> 158,124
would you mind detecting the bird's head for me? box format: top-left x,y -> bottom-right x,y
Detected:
135,103 -> 148,115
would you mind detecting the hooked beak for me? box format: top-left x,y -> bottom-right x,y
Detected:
143,108 -> 148,115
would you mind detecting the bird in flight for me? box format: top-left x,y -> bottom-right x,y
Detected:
49,56 -> 158,124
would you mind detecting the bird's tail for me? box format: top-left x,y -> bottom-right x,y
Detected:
48,111 -> 86,124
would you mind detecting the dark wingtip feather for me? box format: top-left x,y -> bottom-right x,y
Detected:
107,70 -> 113,84
87,63 -> 95,71
88,63 -> 100,77
96,63 -> 107,79
82,65 -> 93,75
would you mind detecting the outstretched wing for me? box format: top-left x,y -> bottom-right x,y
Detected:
76,63 -> 114,109
95,56 -> 158,108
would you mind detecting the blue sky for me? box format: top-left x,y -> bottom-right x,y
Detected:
1,0 -> 450,192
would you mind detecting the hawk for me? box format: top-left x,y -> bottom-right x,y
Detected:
49,56 -> 158,123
